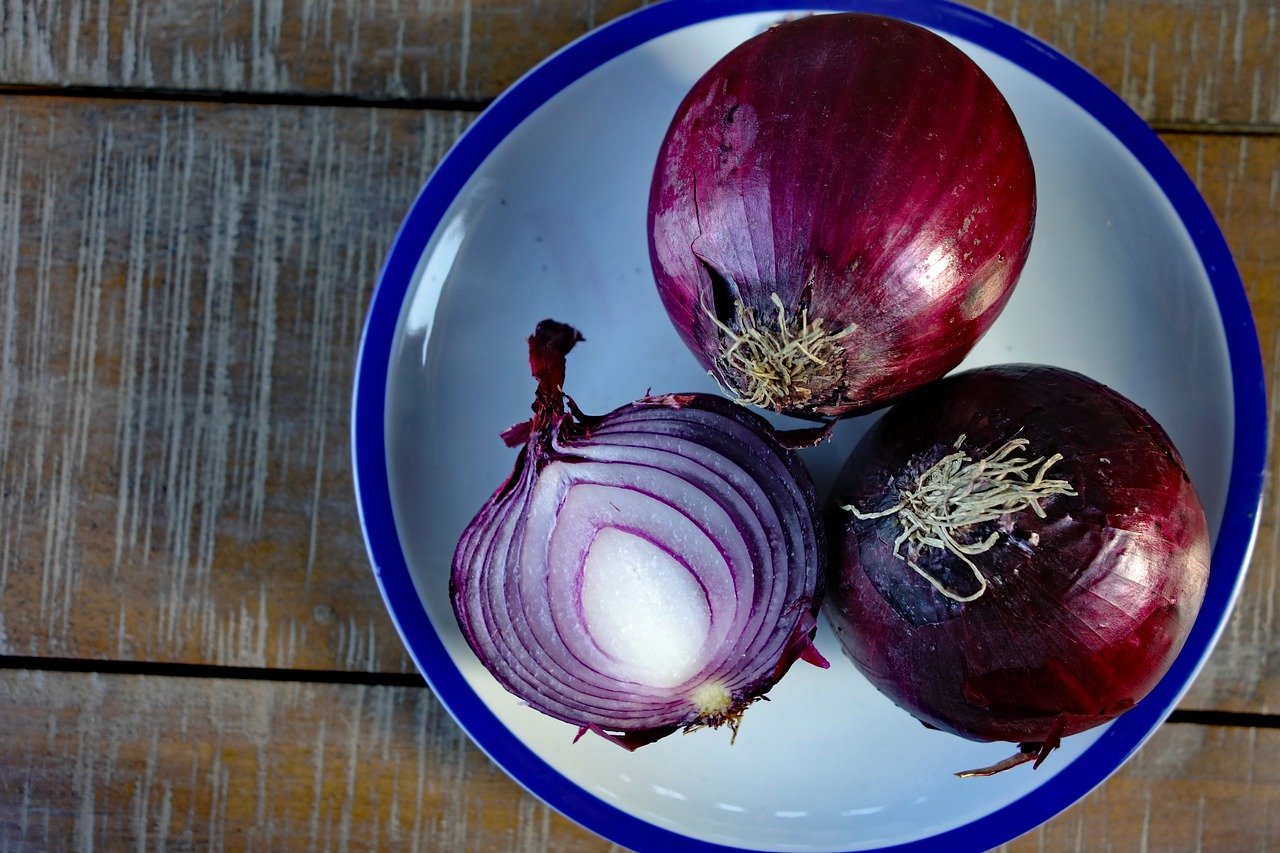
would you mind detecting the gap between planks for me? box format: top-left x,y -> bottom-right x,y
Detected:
0,654 -> 427,688
0,83 -> 492,113
1,653 -> 1279,733
1,83 -> 1279,138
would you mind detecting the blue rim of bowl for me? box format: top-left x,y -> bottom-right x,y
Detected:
352,0 -> 1267,850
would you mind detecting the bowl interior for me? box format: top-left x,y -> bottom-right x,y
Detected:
378,9 -> 1236,852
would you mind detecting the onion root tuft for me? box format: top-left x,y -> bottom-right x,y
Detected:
705,292 -> 855,412
843,436 -> 1076,602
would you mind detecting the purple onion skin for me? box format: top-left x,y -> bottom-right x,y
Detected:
648,13 -> 1035,419
825,365 -> 1210,762
450,321 -> 827,749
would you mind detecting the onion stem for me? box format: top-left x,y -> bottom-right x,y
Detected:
843,436 -> 1076,602
704,292 -> 856,412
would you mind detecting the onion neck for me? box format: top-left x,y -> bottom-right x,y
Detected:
843,436 -> 1076,602
525,319 -> 585,436
706,293 -> 855,413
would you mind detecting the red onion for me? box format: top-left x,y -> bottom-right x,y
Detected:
824,365 -> 1210,775
648,13 -> 1035,418
451,320 -> 827,749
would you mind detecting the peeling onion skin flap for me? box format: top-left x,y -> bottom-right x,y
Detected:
648,13 -> 1035,419
450,320 -> 828,749
824,365 -> 1210,774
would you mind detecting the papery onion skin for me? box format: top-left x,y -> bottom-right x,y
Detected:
824,365 -> 1210,770
450,320 -> 827,749
648,13 -> 1035,418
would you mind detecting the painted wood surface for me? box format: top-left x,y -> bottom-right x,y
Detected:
0,1 -> 1276,128
0,97 -> 470,673
1165,132 -> 1279,713
0,99 -> 1276,714
0,0 -> 1277,849
1,669 -> 1277,851
0,670 -> 608,851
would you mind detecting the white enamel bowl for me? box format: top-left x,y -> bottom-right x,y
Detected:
353,2 -> 1266,850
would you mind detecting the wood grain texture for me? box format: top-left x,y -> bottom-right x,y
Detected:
1004,721 -> 1280,851
1,0 -> 1277,127
1165,133 -> 1280,714
0,0 -> 645,102
981,0 -> 1280,129
1,96 -> 1278,712
0,1 -> 1274,850
0,670 -> 614,851
0,668 -> 1276,851
0,97 -> 473,672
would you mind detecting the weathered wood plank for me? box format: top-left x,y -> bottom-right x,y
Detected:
1165,133 -> 1280,714
1006,721 -> 1280,851
0,97 -> 474,673
0,103 -> 1277,709
0,0 -> 645,103
0,670 -> 612,851
982,0 -> 1280,129
0,668 -> 1274,851
0,0 -> 1277,128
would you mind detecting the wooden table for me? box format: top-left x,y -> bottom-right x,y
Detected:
0,1 -> 1276,849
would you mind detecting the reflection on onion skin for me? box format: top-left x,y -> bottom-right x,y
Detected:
648,13 -> 1035,418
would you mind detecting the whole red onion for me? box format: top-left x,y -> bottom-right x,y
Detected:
824,365 -> 1210,774
648,13 -> 1035,418
451,321 -> 827,749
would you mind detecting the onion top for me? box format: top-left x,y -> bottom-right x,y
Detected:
648,13 -> 1036,418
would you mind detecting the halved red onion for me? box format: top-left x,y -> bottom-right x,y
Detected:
824,365 -> 1210,774
451,320 -> 827,748
648,13 -> 1035,418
